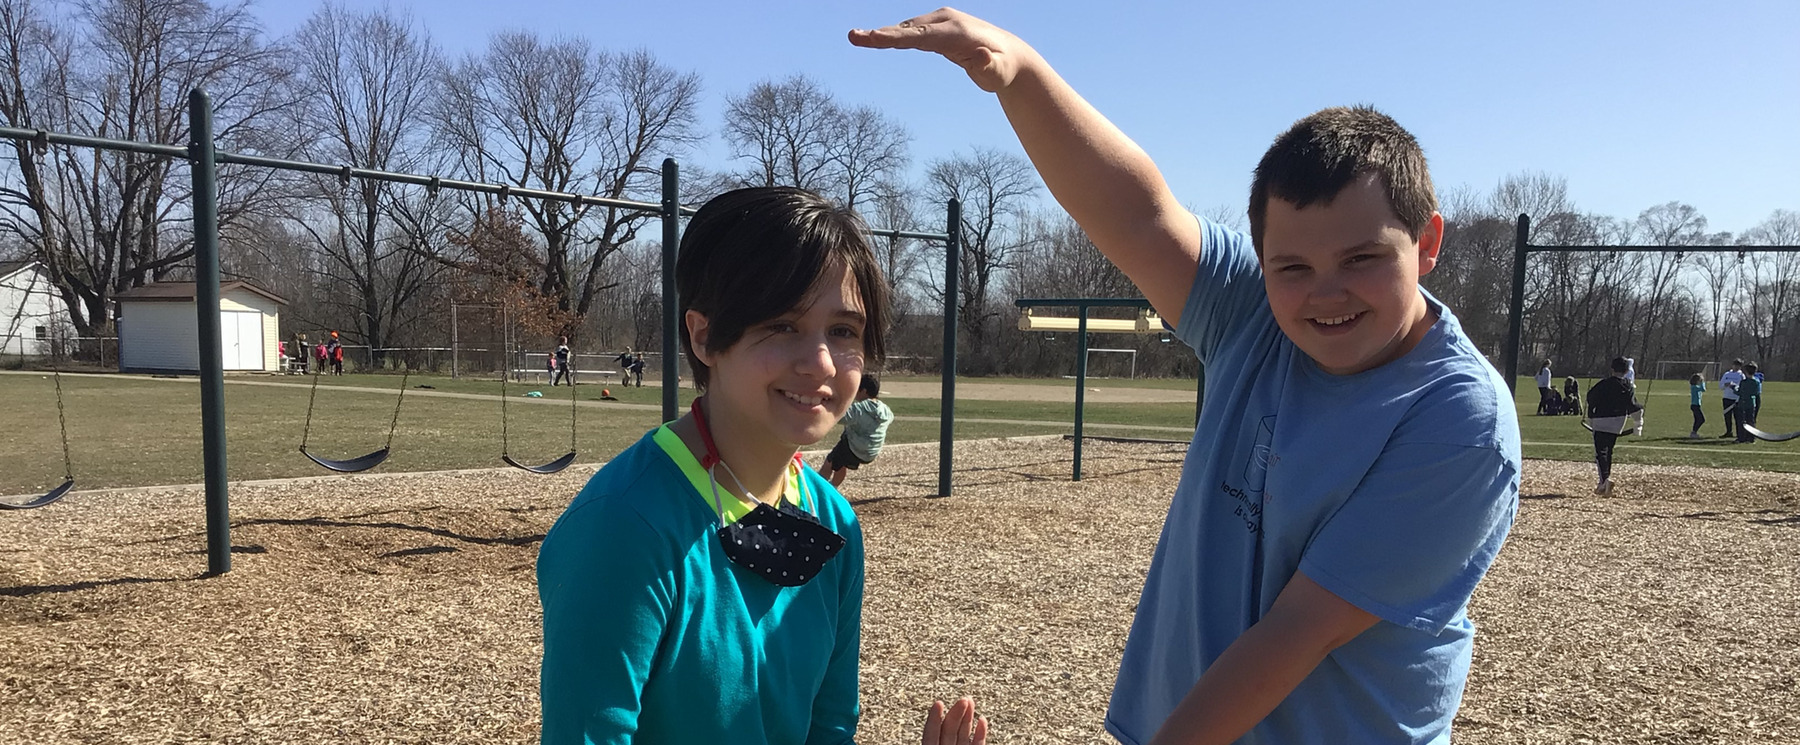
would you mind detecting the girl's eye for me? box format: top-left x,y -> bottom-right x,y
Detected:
831,325 -> 862,339
767,321 -> 797,333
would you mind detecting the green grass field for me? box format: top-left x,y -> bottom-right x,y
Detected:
0,372 -> 1160,495
7,370 -> 1799,497
1514,375 -> 1800,472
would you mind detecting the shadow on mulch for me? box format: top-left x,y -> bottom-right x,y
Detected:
1522,492 -> 1575,500
0,573 -> 202,599
1632,508 -> 1800,527
233,515 -> 546,548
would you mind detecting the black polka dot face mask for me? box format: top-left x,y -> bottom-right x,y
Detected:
689,397 -> 846,587
716,499 -> 846,587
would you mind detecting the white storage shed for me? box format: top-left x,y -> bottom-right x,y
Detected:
114,281 -> 287,373
1,260 -> 62,356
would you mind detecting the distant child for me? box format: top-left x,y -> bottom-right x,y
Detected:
1720,359 -> 1744,438
820,373 -> 895,487
328,331 -> 344,375
854,10 -> 1517,743
629,354 -> 647,387
1563,376 -> 1581,416
1735,363 -> 1763,443
1586,357 -> 1643,495
1535,359 -> 1554,415
545,350 -> 557,381
551,336 -> 573,386
1752,364 -> 1766,423
1688,373 -> 1706,439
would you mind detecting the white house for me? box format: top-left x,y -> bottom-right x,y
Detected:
114,281 -> 287,373
0,260 -> 62,357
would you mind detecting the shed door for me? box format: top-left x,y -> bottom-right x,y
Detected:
222,311 -> 262,370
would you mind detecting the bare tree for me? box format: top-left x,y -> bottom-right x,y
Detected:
431,36 -> 700,331
0,0 -> 294,337
289,3 -> 443,363
925,147 -> 1038,369
722,74 -> 910,209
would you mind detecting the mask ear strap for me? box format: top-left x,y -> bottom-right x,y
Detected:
706,466 -> 728,530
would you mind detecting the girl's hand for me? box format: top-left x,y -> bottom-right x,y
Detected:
849,8 -> 1040,93
921,696 -> 989,745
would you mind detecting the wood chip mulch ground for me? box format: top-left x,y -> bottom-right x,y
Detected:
3,438 -> 1796,744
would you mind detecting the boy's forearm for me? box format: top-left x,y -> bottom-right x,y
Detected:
994,62 -> 1177,240
992,61 -> 1196,318
1146,613 -> 1334,745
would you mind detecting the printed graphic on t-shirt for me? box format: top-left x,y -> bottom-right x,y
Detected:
1222,415 -> 1275,535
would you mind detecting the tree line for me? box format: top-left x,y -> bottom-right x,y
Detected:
1,0 -> 1793,382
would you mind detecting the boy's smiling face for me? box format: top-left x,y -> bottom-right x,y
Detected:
1260,173 -> 1444,376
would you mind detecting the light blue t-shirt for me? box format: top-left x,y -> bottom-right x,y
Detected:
537,429 -> 865,745
1104,217 -> 1521,745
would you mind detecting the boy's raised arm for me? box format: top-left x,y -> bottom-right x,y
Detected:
851,8 -> 1203,323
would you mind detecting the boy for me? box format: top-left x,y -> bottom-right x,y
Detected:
820,374 -> 894,487
1586,357 -> 1643,495
854,10 -> 1520,744
1719,359 -> 1743,438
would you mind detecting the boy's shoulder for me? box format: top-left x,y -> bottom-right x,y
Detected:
1381,304 -> 1518,453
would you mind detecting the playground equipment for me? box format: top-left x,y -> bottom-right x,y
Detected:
1015,298 -> 1199,480
1,368 -> 74,510
1500,214 -> 1800,393
0,89 -> 959,573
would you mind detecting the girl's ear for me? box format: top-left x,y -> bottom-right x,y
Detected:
685,309 -> 715,367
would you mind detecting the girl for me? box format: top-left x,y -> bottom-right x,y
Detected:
536,187 -> 985,744
1689,373 -> 1706,439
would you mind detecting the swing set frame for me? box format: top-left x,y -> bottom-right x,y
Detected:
2,88 -> 963,576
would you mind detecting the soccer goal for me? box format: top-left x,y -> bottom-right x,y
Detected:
1653,360 -> 1720,382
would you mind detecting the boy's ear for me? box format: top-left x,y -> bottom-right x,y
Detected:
685,310 -> 715,367
1414,212 -> 1445,277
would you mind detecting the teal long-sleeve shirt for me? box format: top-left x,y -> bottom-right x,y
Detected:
537,428 -> 865,745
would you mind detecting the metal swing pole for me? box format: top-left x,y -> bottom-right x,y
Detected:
189,88 -> 231,575
660,159 -> 680,423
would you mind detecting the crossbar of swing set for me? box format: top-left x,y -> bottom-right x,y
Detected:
1015,297 -> 1200,483
1501,212 -> 1800,397
2,89 -> 962,576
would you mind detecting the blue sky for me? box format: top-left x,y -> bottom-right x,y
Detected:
249,0 -> 1799,235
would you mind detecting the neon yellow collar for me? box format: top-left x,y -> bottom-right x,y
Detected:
652,425 -> 803,526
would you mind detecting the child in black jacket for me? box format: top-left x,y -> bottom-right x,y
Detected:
1586,357 -> 1644,496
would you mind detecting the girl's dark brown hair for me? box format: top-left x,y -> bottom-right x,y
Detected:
677,186 -> 890,390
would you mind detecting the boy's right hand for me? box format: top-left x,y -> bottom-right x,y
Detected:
849,8 -> 1040,93
921,697 -> 989,745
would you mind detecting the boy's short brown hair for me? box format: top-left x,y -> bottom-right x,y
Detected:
1248,105 -> 1437,255
676,186 -> 889,390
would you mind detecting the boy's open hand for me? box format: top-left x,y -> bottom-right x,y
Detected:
849,8 -> 1036,93
921,697 -> 989,745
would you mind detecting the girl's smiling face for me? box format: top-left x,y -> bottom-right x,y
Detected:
690,261 -> 868,449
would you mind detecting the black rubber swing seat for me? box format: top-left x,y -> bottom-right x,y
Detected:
0,479 -> 74,511
1739,423 -> 1800,443
301,447 -> 391,473
502,451 -> 577,475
